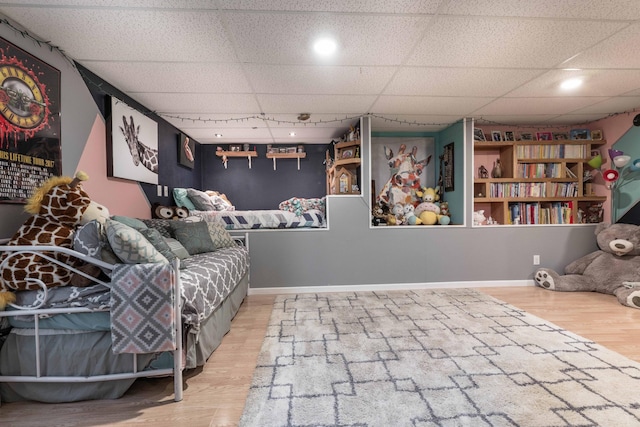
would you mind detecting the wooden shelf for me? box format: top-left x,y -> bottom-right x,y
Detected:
266,152 -> 306,159
266,152 -> 306,170
216,150 -> 257,169
473,135 -> 607,225
216,150 -> 257,158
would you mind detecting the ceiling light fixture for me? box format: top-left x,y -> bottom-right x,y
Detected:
289,132 -> 296,137
560,77 -> 583,91
297,113 -> 311,121
313,38 -> 337,56
215,133 -> 222,138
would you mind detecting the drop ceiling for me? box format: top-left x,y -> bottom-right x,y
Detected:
1,0 -> 640,144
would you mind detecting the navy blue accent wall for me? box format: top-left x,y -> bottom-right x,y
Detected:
201,144 -> 328,210
77,63 -> 201,206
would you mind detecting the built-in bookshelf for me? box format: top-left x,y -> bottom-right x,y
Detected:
474,139 -> 607,225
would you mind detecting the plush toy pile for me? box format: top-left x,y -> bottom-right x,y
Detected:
374,143 -> 450,226
534,222 -> 640,309
0,171 -> 110,309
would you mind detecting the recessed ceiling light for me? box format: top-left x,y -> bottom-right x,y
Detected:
314,38 -> 337,56
215,133 -> 223,138
289,132 -> 296,137
560,77 -> 583,91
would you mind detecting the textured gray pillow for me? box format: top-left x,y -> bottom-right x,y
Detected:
110,215 -> 148,230
138,228 -> 177,264
206,222 -> 236,249
186,188 -> 216,211
169,221 -> 216,255
105,219 -> 168,264
163,237 -> 190,260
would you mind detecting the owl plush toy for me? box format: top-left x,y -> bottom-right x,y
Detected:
0,171 -> 109,309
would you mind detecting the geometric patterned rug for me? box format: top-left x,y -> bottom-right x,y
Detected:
239,289 -> 640,426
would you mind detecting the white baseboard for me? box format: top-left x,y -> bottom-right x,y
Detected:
248,279 -> 533,295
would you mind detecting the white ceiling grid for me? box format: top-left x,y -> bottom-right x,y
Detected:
0,0 -> 638,143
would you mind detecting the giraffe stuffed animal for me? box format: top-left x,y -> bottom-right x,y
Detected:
0,171 -> 110,309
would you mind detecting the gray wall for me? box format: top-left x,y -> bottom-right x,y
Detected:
246,117 -> 600,289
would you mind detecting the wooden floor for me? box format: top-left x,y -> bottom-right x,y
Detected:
1,286 -> 640,426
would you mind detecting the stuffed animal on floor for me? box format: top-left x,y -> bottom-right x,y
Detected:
0,171 -> 110,309
534,222 -> 640,309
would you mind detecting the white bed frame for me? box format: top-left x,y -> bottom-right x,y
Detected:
0,245 -> 184,402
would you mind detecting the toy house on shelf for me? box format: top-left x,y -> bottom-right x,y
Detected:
326,139 -> 361,195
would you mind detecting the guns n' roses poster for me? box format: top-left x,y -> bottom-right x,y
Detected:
0,36 -> 61,204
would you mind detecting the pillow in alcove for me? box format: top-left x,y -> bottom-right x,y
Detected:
173,188 -> 197,211
186,188 -> 216,211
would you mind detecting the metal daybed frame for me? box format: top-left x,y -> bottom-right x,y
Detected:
0,245 -> 184,402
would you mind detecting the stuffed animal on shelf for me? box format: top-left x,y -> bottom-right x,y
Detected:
403,204 -> 422,225
0,171 -> 110,309
534,222 -> 640,309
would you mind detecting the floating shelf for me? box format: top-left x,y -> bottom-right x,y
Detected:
266,152 -> 307,170
216,150 -> 257,169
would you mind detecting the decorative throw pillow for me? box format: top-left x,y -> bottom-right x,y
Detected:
105,219 -> 168,264
173,187 -> 197,211
205,191 -> 235,211
138,228 -> 177,264
110,215 -> 148,230
186,188 -> 216,211
141,218 -> 173,238
73,220 -> 104,259
169,221 -> 216,255
163,237 -> 190,260
206,222 -> 236,249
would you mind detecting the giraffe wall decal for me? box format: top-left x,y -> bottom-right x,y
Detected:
119,115 -> 159,173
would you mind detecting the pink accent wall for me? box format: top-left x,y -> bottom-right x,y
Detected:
587,114 -> 634,223
76,115 -> 151,218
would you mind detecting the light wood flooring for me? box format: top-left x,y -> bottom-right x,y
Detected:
1,286 -> 640,426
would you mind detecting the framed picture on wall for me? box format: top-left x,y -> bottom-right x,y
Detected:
0,36 -> 61,204
107,96 -> 159,185
591,130 -> 603,140
504,131 -> 515,141
474,128 -> 486,141
178,133 -> 195,169
491,131 -> 503,142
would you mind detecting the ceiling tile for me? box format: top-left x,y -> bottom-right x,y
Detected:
407,16 -> 626,68
0,6 -> 237,62
256,94 -> 376,114
568,97 -> 640,115
563,23 -> 640,69
372,96 -> 493,116
384,67 -> 544,96
472,97 -> 609,116
216,0 -> 443,14
222,12 -> 432,66
81,61 -> 252,93
245,64 -> 396,94
506,69 -> 640,97
441,0 -> 640,20
131,93 -> 261,114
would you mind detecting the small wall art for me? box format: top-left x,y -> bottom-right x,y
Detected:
178,133 -> 195,169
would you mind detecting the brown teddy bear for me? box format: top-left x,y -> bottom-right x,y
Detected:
534,222 -> 640,309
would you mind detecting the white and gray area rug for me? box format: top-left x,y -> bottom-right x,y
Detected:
240,289 -> 640,427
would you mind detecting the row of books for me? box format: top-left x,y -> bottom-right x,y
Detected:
490,182 -> 578,198
515,144 -> 587,159
516,163 -> 563,178
508,202 -> 574,225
